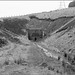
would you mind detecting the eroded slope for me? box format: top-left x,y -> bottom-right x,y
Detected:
0,7 -> 75,75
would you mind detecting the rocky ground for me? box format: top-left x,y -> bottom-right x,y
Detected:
0,6 -> 75,75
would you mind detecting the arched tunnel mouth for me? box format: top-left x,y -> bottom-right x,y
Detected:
27,29 -> 44,42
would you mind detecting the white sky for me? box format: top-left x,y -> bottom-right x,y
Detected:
0,1 -> 72,18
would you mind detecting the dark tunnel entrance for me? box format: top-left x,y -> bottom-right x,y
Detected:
27,29 -> 43,42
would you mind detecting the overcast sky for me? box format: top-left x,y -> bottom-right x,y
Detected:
0,1 -> 72,18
